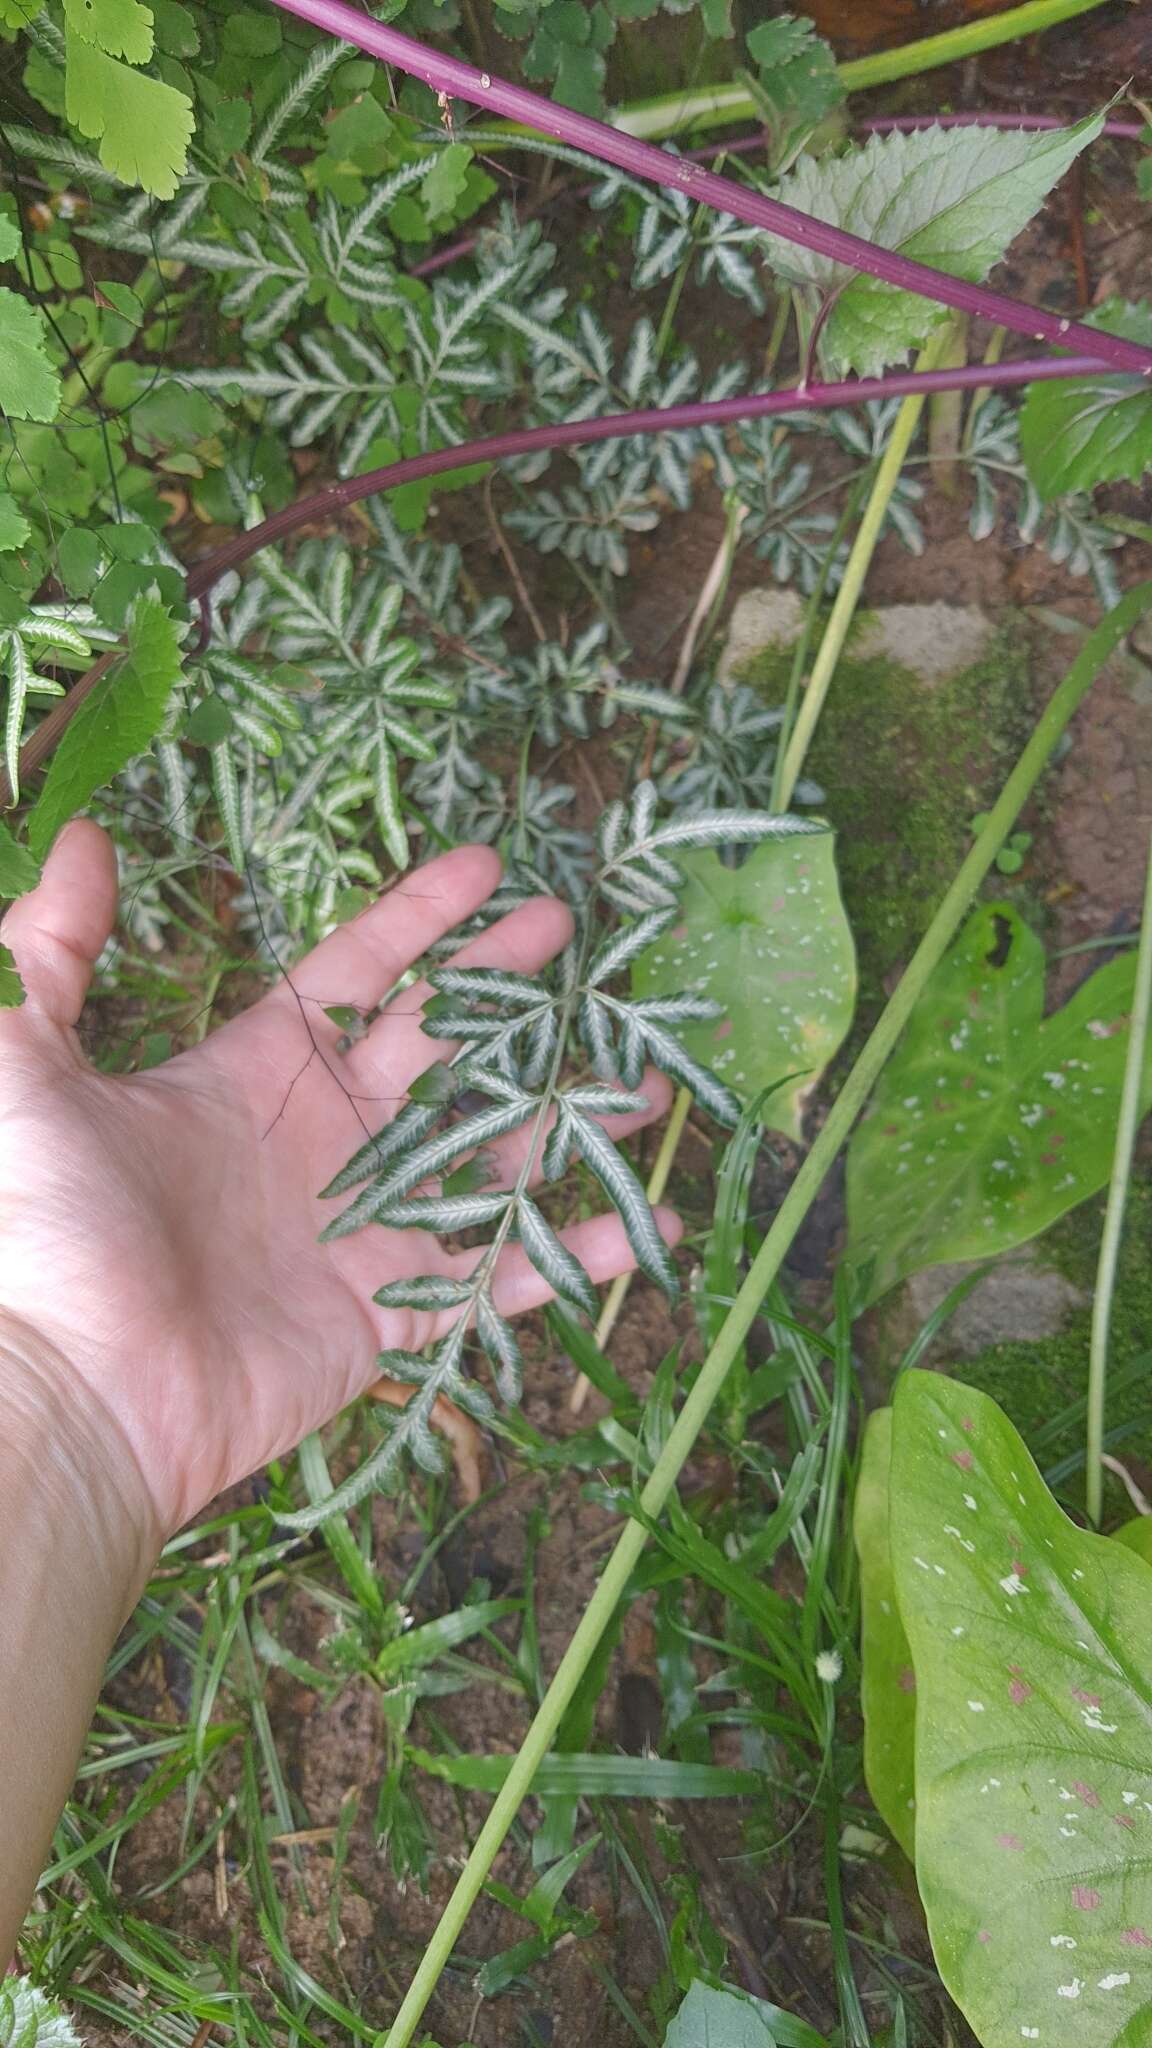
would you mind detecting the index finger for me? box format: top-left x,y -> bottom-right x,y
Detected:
254,844 -> 503,1019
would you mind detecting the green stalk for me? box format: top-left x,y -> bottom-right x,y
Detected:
774,329 -> 947,813
1085,829 -> 1152,1528
768,478 -> 864,813
382,580 -> 1152,2048
612,0 -> 1114,140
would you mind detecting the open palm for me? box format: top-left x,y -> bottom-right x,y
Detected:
0,822 -> 676,1534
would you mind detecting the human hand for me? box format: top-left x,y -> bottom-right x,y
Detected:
0,823 -> 678,1539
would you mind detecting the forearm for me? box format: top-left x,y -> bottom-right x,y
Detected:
0,1321 -> 159,1961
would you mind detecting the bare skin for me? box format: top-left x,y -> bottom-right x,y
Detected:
0,821 -> 678,1958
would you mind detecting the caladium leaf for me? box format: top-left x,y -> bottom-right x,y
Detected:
632,834 -> 856,1141
1020,302 -> 1152,500
853,1408 -> 916,1859
845,904 -> 1152,1304
763,115 -> 1103,376
1113,1519 -> 1152,1569
891,1368 -> 1152,2048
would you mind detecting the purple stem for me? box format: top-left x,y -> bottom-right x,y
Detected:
185,353 -> 1105,602
261,0 -> 1152,378
411,112 -> 1141,280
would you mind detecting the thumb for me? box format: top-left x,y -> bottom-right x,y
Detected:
3,819 -> 120,1026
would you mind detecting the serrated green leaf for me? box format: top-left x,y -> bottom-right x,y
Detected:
764,116 -> 1103,377
745,14 -> 842,131
0,288 -> 62,423
0,819 -> 40,901
0,1977 -> 82,2047
420,141 -> 474,225
64,33 -> 193,199
846,904 -> 1152,1304
891,1368 -> 1152,2048
853,1408 -> 916,1858
632,835 -> 855,1141
1020,301 -> 1152,500
62,0 -> 154,64
28,599 -> 181,858
323,93 -> 394,174
0,496 -> 31,553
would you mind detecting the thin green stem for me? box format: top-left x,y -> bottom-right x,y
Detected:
653,171 -> 725,366
1085,829 -> 1152,1528
612,0 -> 1114,140
775,329 -> 948,812
768,479 -> 866,813
823,1756 -> 870,2048
381,580 -> 1152,2048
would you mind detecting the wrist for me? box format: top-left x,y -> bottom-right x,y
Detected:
0,1312 -> 161,1613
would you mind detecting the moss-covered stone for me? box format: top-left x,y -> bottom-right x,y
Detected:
733,609 -> 1041,1023
937,1176 -> 1152,1517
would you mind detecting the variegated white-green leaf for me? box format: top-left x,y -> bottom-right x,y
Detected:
586,907 -> 677,987
628,1010 -> 740,1127
476,1293 -> 522,1403
433,967 -> 550,1007
640,810 -> 827,855
331,1100 -> 533,1226
321,1101 -> 441,1198
518,1194 -> 598,1318
563,1085 -> 652,1117
373,1276 -> 474,1312
569,1110 -> 676,1296
324,1187 -> 509,1242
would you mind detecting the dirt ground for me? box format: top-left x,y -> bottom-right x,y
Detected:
70,14 -> 1152,2045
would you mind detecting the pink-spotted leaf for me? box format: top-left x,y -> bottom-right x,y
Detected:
845,904 -> 1152,1304
632,834 -> 856,1141
892,1369 -> 1152,2048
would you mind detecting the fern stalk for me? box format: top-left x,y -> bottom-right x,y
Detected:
1085,831 -> 1152,1527
380,582 -> 1152,2048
